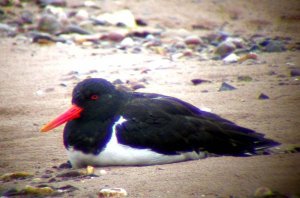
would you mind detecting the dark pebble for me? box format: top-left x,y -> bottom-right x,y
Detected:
100,32 -> 125,42
56,170 -> 83,178
58,161 -> 72,169
184,35 -> 203,46
290,69 -> 300,76
37,14 -> 61,34
135,18 -> 148,26
215,41 -> 236,58
48,178 -> 57,183
1,188 -> 21,196
260,39 -> 286,52
21,10 -> 34,24
45,169 -> 54,174
131,83 -> 146,90
59,83 -> 67,87
57,185 -> 79,193
37,0 -> 67,7
32,33 -> 56,44
258,93 -> 270,100
41,174 -> 52,179
62,24 -> 91,35
218,82 -> 236,91
191,79 -> 211,85
130,31 -> 150,38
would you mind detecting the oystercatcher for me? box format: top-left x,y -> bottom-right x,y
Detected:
41,78 -> 279,168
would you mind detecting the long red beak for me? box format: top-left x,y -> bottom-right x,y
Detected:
40,104 -> 83,132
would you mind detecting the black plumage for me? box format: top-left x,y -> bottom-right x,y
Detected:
63,78 -> 279,158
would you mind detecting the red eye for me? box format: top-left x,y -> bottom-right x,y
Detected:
90,95 -> 99,100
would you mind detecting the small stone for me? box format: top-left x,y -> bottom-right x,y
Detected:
58,161 -> 72,169
23,185 -> 55,196
21,10 -> 34,24
223,53 -> 239,63
32,33 -> 57,45
218,82 -> 236,91
0,172 -> 33,182
64,24 -> 91,35
184,35 -> 202,45
96,9 -> 136,28
75,9 -> 89,21
99,169 -> 107,175
41,174 -> 52,179
237,53 -> 258,63
57,185 -> 79,193
290,69 -> 300,77
37,0 -> 67,7
215,41 -> 236,58
131,83 -> 146,90
37,14 -> 62,34
120,37 -> 135,47
191,79 -> 211,85
237,75 -> 253,82
135,18 -> 148,26
0,23 -> 17,35
82,1 -> 99,8
98,188 -> 128,198
100,32 -> 125,42
86,166 -> 95,175
1,188 -> 20,196
56,170 -> 84,178
260,39 -> 286,52
258,93 -> 270,100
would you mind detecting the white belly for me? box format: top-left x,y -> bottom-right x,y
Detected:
67,116 -> 206,168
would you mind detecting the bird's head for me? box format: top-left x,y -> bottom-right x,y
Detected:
40,78 -> 122,132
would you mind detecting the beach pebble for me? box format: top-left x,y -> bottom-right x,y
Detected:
184,35 -> 202,45
0,172 -> 33,182
258,93 -> 270,100
0,23 -> 17,36
290,69 -> 300,77
237,53 -> 258,63
223,53 -> 239,63
260,39 -> 286,52
75,9 -> 89,21
37,14 -> 62,34
37,0 -> 67,7
237,75 -> 253,82
64,24 -> 91,35
100,32 -> 126,42
23,185 -> 55,196
56,170 -> 84,178
120,37 -> 135,47
215,41 -> 236,58
99,188 -> 128,198
191,79 -> 211,85
218,82 -> 236,91
21,10 -> 34,24
99,169 -> 107,175
96,10 -> 136,28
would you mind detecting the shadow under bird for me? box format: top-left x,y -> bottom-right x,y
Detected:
41,78 -> 279,168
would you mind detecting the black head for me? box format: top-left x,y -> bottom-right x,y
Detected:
72,78 -> 123,121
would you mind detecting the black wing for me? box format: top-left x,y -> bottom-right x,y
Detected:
116,93 -> 279,156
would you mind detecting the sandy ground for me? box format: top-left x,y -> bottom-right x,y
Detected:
0,0 -> 300,197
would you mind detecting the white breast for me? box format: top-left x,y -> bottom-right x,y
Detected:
67,116 -> 206,168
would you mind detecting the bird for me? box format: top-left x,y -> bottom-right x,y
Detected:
41,78 -> 279,168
